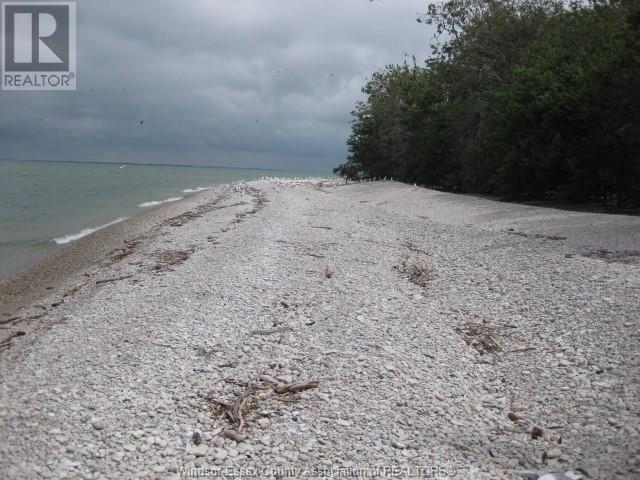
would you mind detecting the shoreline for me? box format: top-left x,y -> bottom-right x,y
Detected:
0,158 -> 324,285
0,176 -> 317,317
3,177 -> 640,335
0,178 -> 327,346
0,187 -> 216,327
0,179 -> 638,478
0,194 -> 195,282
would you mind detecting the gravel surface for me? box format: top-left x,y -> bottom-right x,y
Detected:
0,180 -> 638,480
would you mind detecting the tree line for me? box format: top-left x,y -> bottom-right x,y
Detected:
335,0 -> 640,207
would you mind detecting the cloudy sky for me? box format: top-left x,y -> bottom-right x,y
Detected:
0,0 -> 434,172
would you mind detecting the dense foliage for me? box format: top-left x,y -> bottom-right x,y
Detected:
335,0 -> 640,206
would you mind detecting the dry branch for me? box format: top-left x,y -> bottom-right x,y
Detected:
583,249 -> 640,265
95,275 -> 133,285
395,257 -> 433,288
455,322 -> 502,354
0,316 -> 21,326
63,282 -> 88,298
229,383 -> 256,431
249,326 -> 294,336
275,381 -> 320,395
0,330 -> 26,350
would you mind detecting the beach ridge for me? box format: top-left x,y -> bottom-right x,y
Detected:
0,179 -> 638,478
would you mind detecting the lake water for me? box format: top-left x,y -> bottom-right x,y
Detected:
0,159 -> 315,280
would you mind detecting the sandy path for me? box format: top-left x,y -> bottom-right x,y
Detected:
0,180 -> 638,480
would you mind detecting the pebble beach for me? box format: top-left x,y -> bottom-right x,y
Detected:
0,179 -> 639,480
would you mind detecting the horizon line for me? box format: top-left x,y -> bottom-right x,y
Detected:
0,158 -> 330,175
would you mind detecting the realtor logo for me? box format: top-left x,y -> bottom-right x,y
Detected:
1,1 -> 76,90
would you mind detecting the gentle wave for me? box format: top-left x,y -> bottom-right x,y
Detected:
138,197 -> 183,208
0,238 -> 51,249
53,217 -> 128,245
182,187 -> 209,193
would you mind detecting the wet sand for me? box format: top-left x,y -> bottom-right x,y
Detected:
0,187 -> 219,344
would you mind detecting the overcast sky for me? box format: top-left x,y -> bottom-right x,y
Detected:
0,0 -> 434,172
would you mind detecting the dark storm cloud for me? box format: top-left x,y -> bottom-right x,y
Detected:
0,0 -> 433,171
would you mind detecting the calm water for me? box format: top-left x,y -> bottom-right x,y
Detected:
0,159 -> 313,280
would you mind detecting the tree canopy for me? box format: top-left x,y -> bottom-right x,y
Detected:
335,0 -> 640,207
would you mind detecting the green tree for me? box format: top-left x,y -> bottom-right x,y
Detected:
335,0 -> 640,206
492,1 -> 640,203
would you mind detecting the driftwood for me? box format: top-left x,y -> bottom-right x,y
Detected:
95,275 -> 133,285
395,257 -> 433,288
0,331 -> 26,350
309,225 -> 332,230
207,378 -> 320,433
275,381 -> 320,395
482,323 -> 518,330
455,322 -> 502,354
63,282 -> 88,298
0,316 -> 21,326
209,383 -> 257,432
249,327 -> 294,336
209,398 -> 232,408
229,383 -> 256,431
151,249 -> 194,272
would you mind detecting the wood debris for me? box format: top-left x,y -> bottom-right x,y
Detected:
275,381 -> 320,395
95,275 -> 133,285
249,326 -> 294,336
